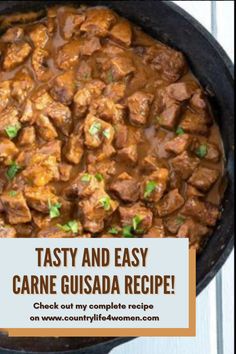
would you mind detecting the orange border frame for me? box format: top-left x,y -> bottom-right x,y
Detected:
3,250 -> 196,337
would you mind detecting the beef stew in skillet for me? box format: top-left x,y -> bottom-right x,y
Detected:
0,6 -> 226,252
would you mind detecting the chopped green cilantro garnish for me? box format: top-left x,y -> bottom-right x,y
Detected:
176,127 -> 185,135
95,173 -> 104,182
83,72 -> 90,79
176,215 -> 186,226
57,220 -> 78,234
81,173 -> 92,182
122,225 -> 134,238
8,190 -> 17,197
48,200 -> 61,219
132,215 -> 142,231
89,121 -> 102,136
5,122 -> 21,139
107,70 -> 114,83
195,144 -> 208,158
156,116 -> 163,123
99,196 -> 111,211
108,227 -> 119,235
144,181 -> 157,199
6,161 -> 21,180
103,128 -> 110,139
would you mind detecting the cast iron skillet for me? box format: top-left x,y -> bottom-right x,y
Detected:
0,1 -> 234,353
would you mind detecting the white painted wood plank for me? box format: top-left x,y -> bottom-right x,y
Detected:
216,0 -> 235,61
213,2 -> 234,353
173,1 -> 212,31
221,251 -> 234,354
111,283 -> 216,354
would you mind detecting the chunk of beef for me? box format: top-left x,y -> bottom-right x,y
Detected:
32,48 -> 51,81
46,7 -> 57,34
158,103 -> 182,130
56,40 -> 82,70
65,172 -> 101,199
46,101 -> 72,136
20,99 -> 35,124
64,134 -> 84,164
117,144 -> 138,165
127,91 -> 154,126
32,212 -> 51,229
59,163 -> 72,182
14,223 -> 33,237
165,134 -> 192,155
88,160 -> 116,179
182,197 -> 220,226
73,87 -> 92,118
81,37 -> 101,56
166,81 -> 197,101
188,167 -> 219,192
104,82 -> 126,102
190,89 -> 208,112
73,80 -> 105,118
0,191 -> 31,224
36,114 -> 58,141
3,42 -> 32,71
37,225 -> 80,238
0,81 -> 11,113
164,215 -> 185,234
0,138 -> 19,165
18,127 -> 36,146
205,143 -> 221,162
76,60 -> 92,81
11,69 -> 35,104
1,27 -> 24,43
93,143 -> 116,162
186,185 -> 204,198
157,189 -> 184,217
143,219 -> 165,238
152,47 -> 187,82
24,186 -> 58,213
84,114 -> 115,148
141,168 -> 169,202
140,156 -> 159,173
171,151 -> 200,180
119,203 -> 153,231
31,89 -> 53,110
91,97 -> 125,124
177,218 -> 210,244
23,153 -> 59,186
169,170 -> 183,190
180,111 -> 210,136
80,8 -> 117,37
38,140 -> 62,161
0,106 -> 19,136
110,20 -> 132,46
58,9 -> 85,39
80,189 -> 118,233
16,148 -> 34,168
50,71 -> 76,105
0,219 -> 16,238
192,139 -> 221,162
107,56 -> 135,81
115,124 -> 128,149
110,172 -> 140,202
29,24 -> 49,48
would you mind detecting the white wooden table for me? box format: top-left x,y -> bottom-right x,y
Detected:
111,2 -> 234,354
